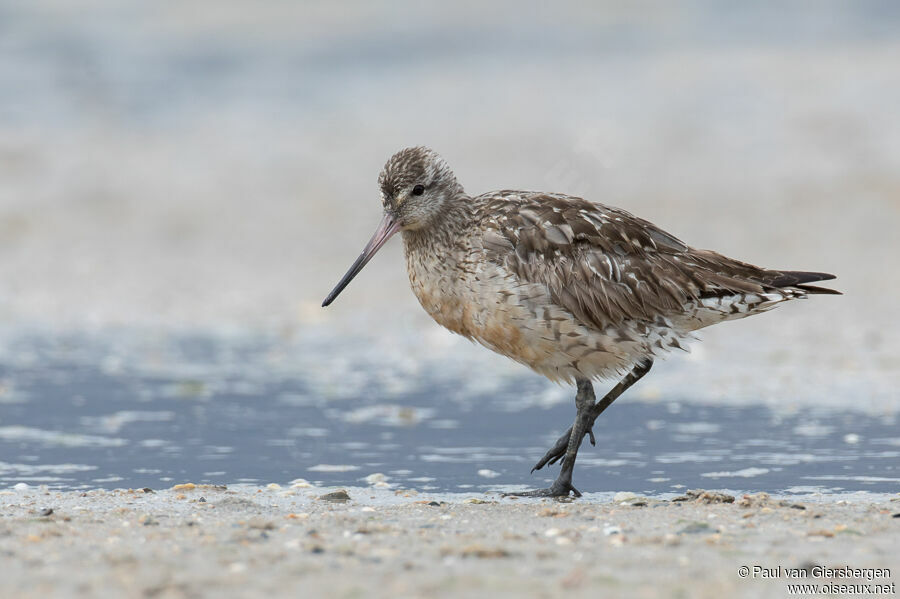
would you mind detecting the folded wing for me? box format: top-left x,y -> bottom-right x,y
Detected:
480,192 -> 838,332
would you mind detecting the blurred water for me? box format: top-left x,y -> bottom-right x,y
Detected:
0,332 -> 897,494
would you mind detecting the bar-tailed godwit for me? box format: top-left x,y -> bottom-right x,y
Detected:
322,146 -> 839,497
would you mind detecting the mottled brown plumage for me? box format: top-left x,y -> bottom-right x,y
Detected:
479,190 -> 836,335
323,146 -> 839,497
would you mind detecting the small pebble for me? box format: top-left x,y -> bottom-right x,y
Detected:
39,508 -> 53,517
677,522 -> 714,535
662,533 -> 679,546
142,487 -> 154,494
317,489 -> 351,503
247,519 -> 275,530
459,544 -> 510,558
672,489 -> 734,504
613,492 -> 638,503
808,529 -> 835,538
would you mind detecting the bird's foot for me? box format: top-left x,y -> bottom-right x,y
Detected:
504,480 -> 581,498
530,425 -> 595,473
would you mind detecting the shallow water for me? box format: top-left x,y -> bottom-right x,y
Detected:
1,332 -> 896,495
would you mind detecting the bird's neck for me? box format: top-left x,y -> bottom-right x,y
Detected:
401,192 -> 473,255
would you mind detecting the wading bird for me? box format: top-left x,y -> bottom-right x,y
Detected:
322,147 -> 838,497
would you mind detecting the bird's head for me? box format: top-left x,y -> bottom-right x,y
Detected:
378,146 -> 464,231
322,147 -> 464,307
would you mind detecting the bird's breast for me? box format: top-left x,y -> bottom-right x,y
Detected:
404,242 -> 558,366
404,245 -> 480,339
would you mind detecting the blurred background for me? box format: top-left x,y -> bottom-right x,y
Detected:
0,1 -> 897,493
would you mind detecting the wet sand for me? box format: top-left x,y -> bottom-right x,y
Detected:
2,484 -> 897,598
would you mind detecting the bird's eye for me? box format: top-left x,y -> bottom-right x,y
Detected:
412,184 -> 425,196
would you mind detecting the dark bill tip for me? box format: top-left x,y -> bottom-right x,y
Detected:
322,213 -> 400,307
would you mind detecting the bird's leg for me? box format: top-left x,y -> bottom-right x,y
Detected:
507,378 -> 595,498
529,382 -> 595,474
530,359 -> 654,473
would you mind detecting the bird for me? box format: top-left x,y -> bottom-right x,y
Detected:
322,146 -> 839,497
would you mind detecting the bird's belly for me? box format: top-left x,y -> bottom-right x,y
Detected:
407,262 -> 665,383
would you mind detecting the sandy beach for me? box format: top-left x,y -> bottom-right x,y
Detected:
2,484 -> 897,598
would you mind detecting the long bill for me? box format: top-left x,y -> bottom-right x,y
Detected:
322,212 -> 401,307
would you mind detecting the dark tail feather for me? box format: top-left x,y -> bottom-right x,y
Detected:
795,284 -> 842,295
766,270 -> 841,295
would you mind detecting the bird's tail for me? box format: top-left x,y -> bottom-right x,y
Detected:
764,270 -> 841,295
